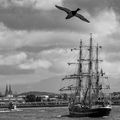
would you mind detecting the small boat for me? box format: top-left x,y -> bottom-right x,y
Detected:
8,102 -> 22,112
60,34 -> 112,117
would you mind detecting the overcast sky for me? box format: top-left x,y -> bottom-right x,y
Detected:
0,0 -> 119,92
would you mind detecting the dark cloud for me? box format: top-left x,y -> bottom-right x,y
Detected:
0,65 -> 34,75
0,4 -> 91,31
109,0 -> 120,13
63,0 -> 110,15
0,0 -> 119,31
63,0 -> 120,24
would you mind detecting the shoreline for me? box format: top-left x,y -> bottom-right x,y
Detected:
0,101 -> 68,108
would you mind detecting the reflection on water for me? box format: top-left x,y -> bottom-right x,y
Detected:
0,106 -> 119,120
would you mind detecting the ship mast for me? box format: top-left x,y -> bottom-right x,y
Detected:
76,40 -> 82,102
88,33 -> 93,108
61,40 -> 83,93
95,44 -> 99,98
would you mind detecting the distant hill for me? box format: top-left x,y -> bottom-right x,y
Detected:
18,91 -> 59,96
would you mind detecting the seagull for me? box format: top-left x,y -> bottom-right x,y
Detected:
55,5 -> 90,23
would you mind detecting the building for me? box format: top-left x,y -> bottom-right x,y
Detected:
0,85 -> 25,104
5,84 -> 13,97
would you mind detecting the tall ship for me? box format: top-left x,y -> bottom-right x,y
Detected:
60,34 -> 112,117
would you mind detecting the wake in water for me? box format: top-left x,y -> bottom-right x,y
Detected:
56,114 -> 70,118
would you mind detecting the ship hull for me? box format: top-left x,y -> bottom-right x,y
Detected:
69,106 -> 111,117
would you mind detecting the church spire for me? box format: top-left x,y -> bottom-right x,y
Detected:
8,84 -> 12,95
5,84 -> 8,96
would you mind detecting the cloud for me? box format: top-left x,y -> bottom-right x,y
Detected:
0,23 -> 90,53
39,48 -> 78,74
34,0 -> 63,10
0,23 -> 28,50
0,7 -> 119,76
109,0 -> 120,14
0,7 -> 91,31
0,0 -> 119,31
91,9 -> 120,65
63,0 -> 110,15
106,54 -> 120,63
93,9 -> 118,36
19,59 -> 52,69
0,52 -> 27,65
0,0 -> 63,10
16,31 -> 84,53
0,52 -> 35,75
0,65 -> 34,75
0,0 -> 91,31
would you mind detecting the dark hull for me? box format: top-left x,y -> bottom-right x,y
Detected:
69,106 -> 111,117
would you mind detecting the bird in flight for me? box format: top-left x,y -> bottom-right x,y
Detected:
55,5 -> 90,23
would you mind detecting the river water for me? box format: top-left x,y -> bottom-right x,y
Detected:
0,106 -> 119,120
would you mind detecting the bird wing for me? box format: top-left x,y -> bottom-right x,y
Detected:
55,5 -> 71,14
75,13 -> 90,23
